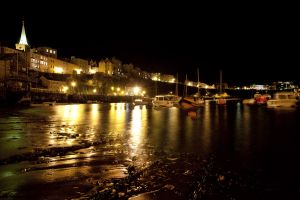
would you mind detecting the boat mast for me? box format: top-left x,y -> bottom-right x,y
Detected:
175,72 -> 178,96
185,74 -> 188,97
155,80 -> 157,96
197,68 -> 199,95
219,69 -> 222,94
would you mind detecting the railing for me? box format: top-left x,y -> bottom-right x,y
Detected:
30,87 -> 66,94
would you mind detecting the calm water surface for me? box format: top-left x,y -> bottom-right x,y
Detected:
0,103 -> 299,199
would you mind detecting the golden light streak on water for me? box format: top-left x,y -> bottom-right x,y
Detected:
108,103 -> 126,135
129,106 -> 146,156
47,105 -> 85,146
202,105 -> 212,154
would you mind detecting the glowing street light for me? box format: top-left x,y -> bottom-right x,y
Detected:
133,86 -> 140,95
70,81 -> 76,94
93,89 -> 97,93
62,86 -> 69,93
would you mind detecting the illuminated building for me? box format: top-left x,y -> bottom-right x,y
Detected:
271,81 -> 297,91
98,58 -> 113,75
13,21 -> 82,74
70,56 -> 90,74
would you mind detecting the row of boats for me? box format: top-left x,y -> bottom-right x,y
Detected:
133,91 -> 300,110
242,91 -> 300,108
133,93 -> 235,110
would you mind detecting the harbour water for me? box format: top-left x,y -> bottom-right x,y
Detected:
0,103 -> 299,199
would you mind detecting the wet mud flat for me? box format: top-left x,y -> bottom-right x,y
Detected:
0,135 -> 299,199
87,153 -> 300,200
88,154 -> 259,200
1,144 -> 261,200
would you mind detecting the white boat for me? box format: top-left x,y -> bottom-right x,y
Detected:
152,95 -> 181,108
132,97 -> 153,107
267,92 -> 299,108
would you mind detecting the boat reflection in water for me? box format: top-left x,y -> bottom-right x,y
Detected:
187,110 -> 197,120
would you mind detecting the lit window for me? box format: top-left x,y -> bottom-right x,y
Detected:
46,49 -> 48,52
50,50 -> 52,53
53,50 -> 56,54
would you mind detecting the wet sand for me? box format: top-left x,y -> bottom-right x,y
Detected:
0,139 -> 283,200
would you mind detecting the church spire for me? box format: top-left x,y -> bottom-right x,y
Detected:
19,21 -> 28,45
16,20 -> 29,51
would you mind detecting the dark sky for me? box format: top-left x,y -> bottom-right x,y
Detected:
0,3 -> 298,84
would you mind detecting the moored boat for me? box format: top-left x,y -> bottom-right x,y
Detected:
132,97 -> 153,107
267,92 -> 299,108
243,93 -> 270,106
179,96 -> 204,110
214,92 -> 230,105
152,95 -> 181,108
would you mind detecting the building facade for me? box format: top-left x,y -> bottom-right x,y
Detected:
98,58 -> 113,75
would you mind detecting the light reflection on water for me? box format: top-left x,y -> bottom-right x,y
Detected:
130,106 -> 143,155
0,103 -> 299,160
0,103 -> 300,198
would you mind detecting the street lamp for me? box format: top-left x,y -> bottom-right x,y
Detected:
62,86 -> 69,93
133,86 -> 140,96
71,81 -> 76,94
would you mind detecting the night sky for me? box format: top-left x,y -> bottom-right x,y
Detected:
0,3 -> 298,85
